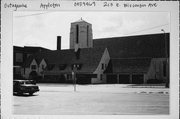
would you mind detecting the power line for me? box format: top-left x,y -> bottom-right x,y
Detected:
124,23 -> 169,35
14,12 -> 50,18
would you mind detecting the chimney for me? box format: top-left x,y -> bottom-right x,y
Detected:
57,36 -> 61,50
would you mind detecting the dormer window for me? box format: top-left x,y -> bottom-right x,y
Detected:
31,65 -> 36,70
41,65 -> 45,70
101,63 -> 104,70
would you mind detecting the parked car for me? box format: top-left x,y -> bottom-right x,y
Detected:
13,80 -> 39,95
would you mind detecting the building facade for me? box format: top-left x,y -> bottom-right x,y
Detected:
13,46 -> 51,79
93,33 -> 169,84
23,48 -> 109,84
14,19 -> 170,84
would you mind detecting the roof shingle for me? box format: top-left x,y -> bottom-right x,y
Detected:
93,33 -> 169,58
105,58 -> 152,73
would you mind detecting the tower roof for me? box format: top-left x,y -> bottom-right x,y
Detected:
72,18 -> 90,24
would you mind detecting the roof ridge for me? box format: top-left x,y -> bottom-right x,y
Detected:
111,57 -> 153,59
93,32 -> 170,41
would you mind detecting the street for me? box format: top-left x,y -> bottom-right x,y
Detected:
13,84 -> 169,115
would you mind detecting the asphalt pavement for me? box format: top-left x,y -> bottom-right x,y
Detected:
13,84 -> 169,115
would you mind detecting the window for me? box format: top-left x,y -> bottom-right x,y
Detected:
163,61 -> 166,77
15,53 -> 23,62
41,65 -> 45,70
101,63 -> 104,70
31,65 -> 36,70
76,24 -> 79,43
26,54 -> 31,58
87,25 -> 89,46
100,74 -> 103,80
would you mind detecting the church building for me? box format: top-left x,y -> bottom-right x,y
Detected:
14,18 -> 169,84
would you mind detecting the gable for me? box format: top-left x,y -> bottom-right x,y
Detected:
39,59 -> 47,68
30,59 -> 38,68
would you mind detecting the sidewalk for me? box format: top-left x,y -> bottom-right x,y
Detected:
38,83 -> 169,95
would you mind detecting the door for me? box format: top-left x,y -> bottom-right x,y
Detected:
106,74 -> 118,84
132,74 -> 144,84
119,74 -> 130,84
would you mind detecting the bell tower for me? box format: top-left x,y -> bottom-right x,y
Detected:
70,18 -> 93,49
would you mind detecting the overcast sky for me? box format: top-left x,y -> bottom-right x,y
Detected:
13,11 -> 170,50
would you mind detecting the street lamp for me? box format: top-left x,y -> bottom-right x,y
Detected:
72,64 -> 80,92
72,64 -> 77,92
161,29 -> 169,88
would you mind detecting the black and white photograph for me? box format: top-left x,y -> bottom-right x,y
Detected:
1,1 -> 179,119
13,11 -> 170,115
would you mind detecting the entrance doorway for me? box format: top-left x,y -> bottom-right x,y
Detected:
106,74 -> 117,84
132,74 -> 144,84
119,74 -> 130,84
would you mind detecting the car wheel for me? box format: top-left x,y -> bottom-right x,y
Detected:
29,92 -> 34,95
17,91 -> 23,95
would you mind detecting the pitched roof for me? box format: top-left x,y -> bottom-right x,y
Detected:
93,33 -> 169,58
23,46 -> 51,53
24,47 -> 105,73
105,58 -> 152,73
14,46 -> 51,54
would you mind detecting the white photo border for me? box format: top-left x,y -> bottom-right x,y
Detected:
1,0 -> 179,119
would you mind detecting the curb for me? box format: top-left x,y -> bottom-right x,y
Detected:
127,86 -> 165,88
137,91 -> 169,95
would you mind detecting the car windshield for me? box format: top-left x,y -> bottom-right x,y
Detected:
19,81 -> 34,85
25,81 -> 33,84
